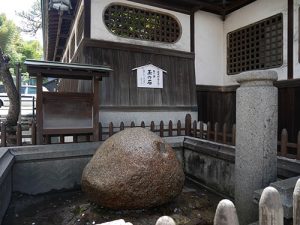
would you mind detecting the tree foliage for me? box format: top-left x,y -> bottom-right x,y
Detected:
16,0 -> 42,36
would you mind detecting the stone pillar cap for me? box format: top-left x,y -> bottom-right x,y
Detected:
233,70 -> 278,84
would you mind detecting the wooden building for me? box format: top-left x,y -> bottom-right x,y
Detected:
42,0 -> 300,140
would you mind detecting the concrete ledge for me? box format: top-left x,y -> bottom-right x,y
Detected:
9,141 -> 103,162
183,137 -> 235,163
0,148 -> 14,224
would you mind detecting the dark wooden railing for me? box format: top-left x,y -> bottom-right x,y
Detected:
0,114 -> 299,160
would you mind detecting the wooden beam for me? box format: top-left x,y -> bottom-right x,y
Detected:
92,76 -> 99,141
84,0 -> 91,38
190,12 -> 195,52
36,74 -> 43,145
288,0 -> 294,79
52,11 -> 63,61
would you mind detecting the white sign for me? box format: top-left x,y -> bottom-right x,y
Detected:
132,64 -> 166,89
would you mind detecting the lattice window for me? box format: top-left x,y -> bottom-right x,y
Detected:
227,14 -> 283,75
103,4 -> 181,43
77,11 -> 84,46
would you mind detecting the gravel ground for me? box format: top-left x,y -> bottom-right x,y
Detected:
3,181 -> 223,225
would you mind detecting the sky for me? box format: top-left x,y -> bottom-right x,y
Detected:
0,0 -> 43,44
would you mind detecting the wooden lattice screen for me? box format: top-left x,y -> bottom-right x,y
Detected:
103,4 -> 181,43
227,13 -> 283,75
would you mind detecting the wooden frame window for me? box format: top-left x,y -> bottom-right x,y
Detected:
227,14 -> 283,75
103,3 -> 181,43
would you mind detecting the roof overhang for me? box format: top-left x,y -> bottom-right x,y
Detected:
25,59 -> 112,80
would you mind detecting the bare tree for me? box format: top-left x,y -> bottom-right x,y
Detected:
0,48 -> 20,128
16,0 -> 42,35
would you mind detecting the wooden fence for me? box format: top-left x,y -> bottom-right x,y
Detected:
0,114 -> 299,160
213,178 -> 300,225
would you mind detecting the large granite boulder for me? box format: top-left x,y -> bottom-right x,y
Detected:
81,127 -> 184,209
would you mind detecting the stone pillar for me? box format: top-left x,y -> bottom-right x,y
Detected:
234,70 -> 278,225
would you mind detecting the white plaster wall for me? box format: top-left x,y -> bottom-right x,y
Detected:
294,0 -> 300,78
90,0 -> 190,52
194,0 -> 289,86
224,0 -> 288,84
194,11 -> 224,86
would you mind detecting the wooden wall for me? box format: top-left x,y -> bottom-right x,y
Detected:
197,79 -> 300,142
59,39 -> 197,109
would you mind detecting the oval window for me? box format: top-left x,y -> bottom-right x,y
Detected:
103,4 -> 181,43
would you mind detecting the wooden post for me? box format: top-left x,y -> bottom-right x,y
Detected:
36,74 -> 43,145
293,178 -> 300,225
214,122 -> 219,142
150,121 -> 155,132
16,123 -> 22,146
31,120 -> 36,145
73,135 -> 78,143
185,114 -> 192,136
297,131 -> 300,160
232,124 -> 236,145
177,120 -> 181,136
223,123 -> 227,144
60,135 -> 64,144
109,122 -> 113,137
207,122 -> 211,141
199,121 -> 204,139
168,120 -> 173,137
259,187 -> 283,225
1,122 -> 6,147
193,120 -> 197,137
92,76 -> 100,141
99,122 -> 103,141
160,121 -> 164,137
120,122 -> 124,131
16,63 -> 21,122
214,200 -> 239,225
280,129 -> 288,157
141,121 -> 145,128
131,121 -> 135,127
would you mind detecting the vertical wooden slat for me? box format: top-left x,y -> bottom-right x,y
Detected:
168,120 -> 173,137
141,121 -> 145,128
150,121 -> 155,132
160,121 -> 164,137
177,120 -> 181,136
281,129 -> 288,157
199,121 -> 204,139
297,131 -> 300,160
232,124 -> 236,145
86,135 -> 90,142
185,114 -> 192,136
1,123 -> 6,147
36,74 -> 43,145
99,122 -> 103,141
131,121 -> 135,127
193,120 -> 197,137
223,123 -> 227,144
73,135 -> 78,143
214,122 -> 219,142
207,122 -> 211,141
92,76 -> 100,141
60,135 -> 65,144
120,122 -> 124,131
31,120 -> 36,145
16,123 -> 22,146
109,122 -> 113,137
45,135 -> 51,144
